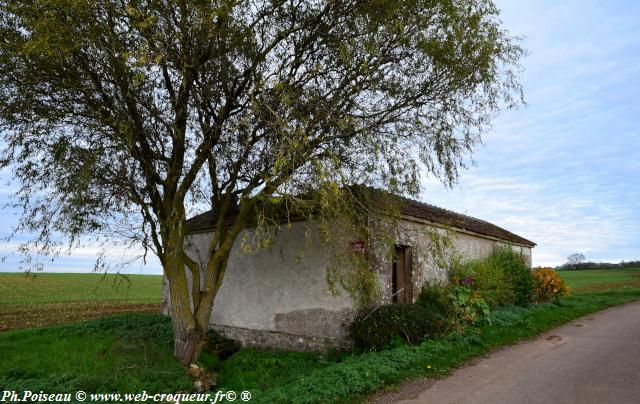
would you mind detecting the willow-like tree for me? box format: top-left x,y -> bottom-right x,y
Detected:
0,0 -> 523,365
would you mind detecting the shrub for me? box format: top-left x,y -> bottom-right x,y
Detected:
416,278 -> 491,329
447,253 -> 474,280
350,304 -> 444,351
448,279 -> 491,325
455,246 -> 533,307
492,246 -> 534,306
532,269 -> 571,302
461,258 -> 513,306
415,281 -> 453,320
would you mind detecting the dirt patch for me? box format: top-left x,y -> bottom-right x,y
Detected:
0,301 -> 160,331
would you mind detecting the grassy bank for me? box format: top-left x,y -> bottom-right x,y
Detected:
0,273 -> 162,330
1,287 -> 639,403
217,288 -> 640,403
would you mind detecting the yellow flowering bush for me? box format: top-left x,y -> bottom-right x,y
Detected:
532,268 -> 570,302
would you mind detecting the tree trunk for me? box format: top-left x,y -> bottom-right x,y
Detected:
163,228 -> 205,366
166,264 -> 204,365
163,206 -> 242,365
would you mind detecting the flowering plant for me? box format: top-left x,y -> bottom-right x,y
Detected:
461,275 -> 474,286
532,268 -> 570,302
452,275 -> 474,286
448,276 -> 490,324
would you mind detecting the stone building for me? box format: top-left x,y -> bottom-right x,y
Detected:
162,194 -> 535,351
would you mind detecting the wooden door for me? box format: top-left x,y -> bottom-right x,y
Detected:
392,246 -> 407,303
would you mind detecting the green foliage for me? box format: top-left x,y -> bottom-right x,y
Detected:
415,281 -> 453,320
326,247 -> 381,308
416,278 -> 491,329
0,0 -> 525,255
463,259 -> 511,306
447,253 -> 474,280
350,304 -> 444,351
447,283 -> 491,325
496,247 -> 534,306
454,246 -> 533,307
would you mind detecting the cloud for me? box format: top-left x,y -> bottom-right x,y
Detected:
0,240 -> 162,274
419,0 -> 639,266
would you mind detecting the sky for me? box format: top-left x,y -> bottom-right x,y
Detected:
0,0 -> 638,273
422,0 -> 640,266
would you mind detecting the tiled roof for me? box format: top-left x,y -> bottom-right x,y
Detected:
186,190 -> 535,247
396,196 -> 535,247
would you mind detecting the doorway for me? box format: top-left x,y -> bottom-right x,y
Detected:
392,246 -> 412,303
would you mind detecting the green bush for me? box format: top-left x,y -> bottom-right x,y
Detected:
447,253 -> 474,280
455,246 -> 533,307
463,257 -> 513,306
495,247 -> 534,306
447,282 -> 491,325
416,279 -> 491,329
350,304 -> 444,351
415,281 -> 453,320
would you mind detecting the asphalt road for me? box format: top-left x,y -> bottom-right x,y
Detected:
379,300 -> 640,404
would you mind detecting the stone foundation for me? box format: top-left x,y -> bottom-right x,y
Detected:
210,324 -> 354,351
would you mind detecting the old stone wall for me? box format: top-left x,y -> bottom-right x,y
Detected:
170,220 -> 356,350
370,217 -> 533,304
211,324 -> 354,351
162,217 -> 533,350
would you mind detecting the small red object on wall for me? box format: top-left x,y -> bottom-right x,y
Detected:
350,240 -> 366,253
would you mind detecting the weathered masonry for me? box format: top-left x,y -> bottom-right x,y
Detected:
162,195 -> 535,350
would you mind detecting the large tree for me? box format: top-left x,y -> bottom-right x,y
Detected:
567,253 -> 586,268
0,0 -> 523,365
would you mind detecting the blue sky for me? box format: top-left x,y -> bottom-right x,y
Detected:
1,0 -> 639,273
423,0 -> 640,266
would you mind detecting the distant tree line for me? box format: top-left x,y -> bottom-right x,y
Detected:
556,260 -> 640,271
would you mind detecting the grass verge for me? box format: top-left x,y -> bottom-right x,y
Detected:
1,280 -> 638,403
218,288 -> 640,403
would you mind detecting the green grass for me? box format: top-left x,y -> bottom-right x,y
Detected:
214,288 -> 640,403
0,273 -> 163,331
559,267 -> 640,292
1,269 -> 639,403
0,272 -> 162,305
0,313 -> 191,393
3,288 -> 638,403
